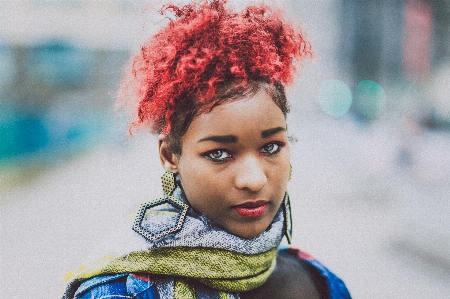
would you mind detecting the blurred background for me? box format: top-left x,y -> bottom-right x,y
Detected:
0,0 -> 449,298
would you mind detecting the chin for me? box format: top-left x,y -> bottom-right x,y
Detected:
231,225 -> 267,239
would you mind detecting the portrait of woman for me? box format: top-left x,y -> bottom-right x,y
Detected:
61,1 -> 351,298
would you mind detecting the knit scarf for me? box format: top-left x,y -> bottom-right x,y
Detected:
63,186 -> 286,299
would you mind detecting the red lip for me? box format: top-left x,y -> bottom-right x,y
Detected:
233,200 -> 268,218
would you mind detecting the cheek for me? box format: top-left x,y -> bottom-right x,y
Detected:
273,150 -> 290,180
177,152 -> 203,181
177,159 -> 215,203
180,175 -> 225,218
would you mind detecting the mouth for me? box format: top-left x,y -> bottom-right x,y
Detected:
232,200 -> 268,218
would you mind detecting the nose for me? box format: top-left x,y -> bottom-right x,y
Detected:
234,155 -> 267,192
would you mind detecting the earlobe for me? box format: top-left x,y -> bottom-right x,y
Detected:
158,135 -> 179,173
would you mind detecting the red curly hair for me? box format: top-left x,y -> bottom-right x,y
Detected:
117,0 -> 311,153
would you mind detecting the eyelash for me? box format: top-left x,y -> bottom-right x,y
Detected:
204,142 -> 285,163
261,142 -> 284,155
204,149 -> 232,163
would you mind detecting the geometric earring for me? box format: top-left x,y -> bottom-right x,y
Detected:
282,192 -> 293,244
132,171 -> 189,241
161,170 -> 176,195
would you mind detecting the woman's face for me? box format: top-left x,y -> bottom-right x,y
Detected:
164,88 -> 290,239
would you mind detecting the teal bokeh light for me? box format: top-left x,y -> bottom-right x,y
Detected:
354,80 -> 386,120
317,80 -> 352,117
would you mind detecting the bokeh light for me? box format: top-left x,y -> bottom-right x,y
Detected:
354,80 -> 387,120
317,79 -> 352,117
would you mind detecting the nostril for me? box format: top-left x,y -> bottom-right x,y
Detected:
234,170 -> 267,192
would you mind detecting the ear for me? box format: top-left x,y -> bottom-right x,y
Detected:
158,135 -> 179,173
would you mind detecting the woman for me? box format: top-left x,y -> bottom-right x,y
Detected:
62,1 -> 351,298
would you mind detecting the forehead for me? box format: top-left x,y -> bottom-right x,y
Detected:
183,89 -> 286,141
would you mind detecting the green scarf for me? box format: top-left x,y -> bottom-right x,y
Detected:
67,246 -> 277,298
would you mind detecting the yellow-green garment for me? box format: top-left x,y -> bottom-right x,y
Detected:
66,246 -> 277,298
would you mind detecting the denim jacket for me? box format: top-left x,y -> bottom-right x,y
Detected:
73,273 -> 159,299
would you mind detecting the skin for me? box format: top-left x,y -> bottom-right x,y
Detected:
159,88 -> 290,239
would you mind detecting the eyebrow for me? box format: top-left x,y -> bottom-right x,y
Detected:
197,126 -> 286,144
261,126 -> 286,138
198,135 -> 238,143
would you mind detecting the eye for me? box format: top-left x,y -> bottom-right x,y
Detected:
261,142 -> 283,155
205,150 -> 232,162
